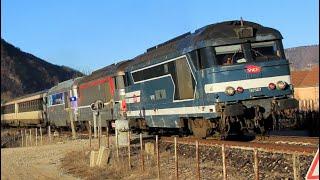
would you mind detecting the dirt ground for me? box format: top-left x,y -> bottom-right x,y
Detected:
1,134 -> 317,180
1,137 -> 94,180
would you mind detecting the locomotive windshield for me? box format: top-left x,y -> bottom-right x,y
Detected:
215,44 -> 246,65
190,40 -> 285,69
251,41 -> 282,61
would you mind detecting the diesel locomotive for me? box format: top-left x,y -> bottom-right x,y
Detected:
124,20 -> 298,138
1,20 -> 299,138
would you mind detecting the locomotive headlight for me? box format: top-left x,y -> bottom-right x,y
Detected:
236,86 -> 244,93
276,81 -> 287,90
268,83 -> 276,90
225,86 -> 235,96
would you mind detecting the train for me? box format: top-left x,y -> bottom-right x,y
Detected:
1,20 -> 299,138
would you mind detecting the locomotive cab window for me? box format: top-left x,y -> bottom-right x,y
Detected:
215,44 -> 246,66
251,41 -> 283,61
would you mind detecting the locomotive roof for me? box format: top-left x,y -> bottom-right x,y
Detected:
128,20 -> 283,68
48,77 -> 83,95
77,60 -> 131,84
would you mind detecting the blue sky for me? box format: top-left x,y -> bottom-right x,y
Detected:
1,0 -> 319,72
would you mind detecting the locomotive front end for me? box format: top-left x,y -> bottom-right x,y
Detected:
191,21 -> 299,137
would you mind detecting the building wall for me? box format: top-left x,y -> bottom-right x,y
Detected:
294,86 -> 319,110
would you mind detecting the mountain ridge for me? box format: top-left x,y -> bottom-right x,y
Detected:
1,38 -> 83,102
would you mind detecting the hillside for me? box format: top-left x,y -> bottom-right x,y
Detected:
284,45 -> 319,70
1,39 -> 83,102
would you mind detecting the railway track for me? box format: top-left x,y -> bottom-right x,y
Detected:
252,135 -> 319,146
160,136 -> 318,156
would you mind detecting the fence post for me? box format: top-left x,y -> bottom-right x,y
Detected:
174,137 -> 179,180
89,121 -> 92,149
21,130 -> 24,147
48,126 -> 51,143
116,130 -> 119,159
292,154 -> 300,180
222,144 -> 227,180
13,132 -> 16,147
128,131 -> 131,169
40,127 -> 43,145
106,124 -> 109,148
140,133 -> 144,171
196,140 -> 200,180
93,114 -> 97,138
98,115 -> 101,149
24,129 -> 27,147
156,135 -> 160,179
29,129 -> 32,146
35,128 -> 38,146
253,149 -> 259,180
70,109 -> 77,139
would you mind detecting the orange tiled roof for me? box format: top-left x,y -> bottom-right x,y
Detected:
291,65 -> 319,87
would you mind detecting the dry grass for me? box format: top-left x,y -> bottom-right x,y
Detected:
60,148 -> 158,180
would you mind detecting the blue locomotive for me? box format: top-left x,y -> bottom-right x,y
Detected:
123,20 -> 298,138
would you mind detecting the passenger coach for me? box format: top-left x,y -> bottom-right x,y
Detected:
1,90 -> 48,127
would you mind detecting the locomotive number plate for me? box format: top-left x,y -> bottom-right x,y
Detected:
249,87 -> 261,92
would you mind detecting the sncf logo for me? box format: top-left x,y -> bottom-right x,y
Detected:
245,65 -> 261,74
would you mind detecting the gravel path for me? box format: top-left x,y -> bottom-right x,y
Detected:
1,139 -> 94,180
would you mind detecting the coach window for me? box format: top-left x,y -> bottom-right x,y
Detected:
51,93 -> 64,105
215,44 -> 247,65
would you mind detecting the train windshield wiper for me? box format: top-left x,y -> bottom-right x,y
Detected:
251,48 -> 269,60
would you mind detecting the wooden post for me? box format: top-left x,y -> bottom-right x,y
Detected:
156,135 -> 160,179
93,113 -> 97,138
25,129 -> 27,147
196,140 -> 200,180
253,149 -> 259,180
89,121 -> 92,148
21,130 -> 23,147
48,126 -> 51,143
222,144 -> 227,180
128,131 -> 131,169
35,128 -> 38,146
29,129 -> 32,146
140,133 -> 144,171
174,137 -> 179,180
98,114 -> 101,148
293,154 -> 300,180
116,130 -> 119,159
106,125 -> 109,148
40,127 -> 43,145
70,108 -> 77,139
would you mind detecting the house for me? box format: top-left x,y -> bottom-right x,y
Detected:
291,65 -> 319,111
